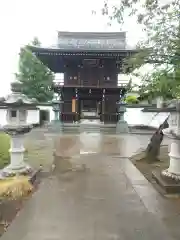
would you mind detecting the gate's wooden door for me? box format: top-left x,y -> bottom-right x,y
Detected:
80,66 -> 99,86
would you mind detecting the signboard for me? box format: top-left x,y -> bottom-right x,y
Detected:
58,37 -> 126,50
72,98 -> 76,113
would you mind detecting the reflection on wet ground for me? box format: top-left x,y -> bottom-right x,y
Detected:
2,130 -> 179,240
55,132 -> 170,158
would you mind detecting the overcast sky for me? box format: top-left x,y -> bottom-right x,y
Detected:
0,0 -> 145,96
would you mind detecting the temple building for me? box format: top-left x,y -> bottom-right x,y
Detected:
30,31 -> 136,124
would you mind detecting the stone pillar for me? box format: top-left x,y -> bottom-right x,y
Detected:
116,102 -> 129,133
161,100 -> 180,181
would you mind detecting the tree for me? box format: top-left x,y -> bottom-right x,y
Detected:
102,0 -> 180,97
15,37 -> 54,103
136,69 -> 174,101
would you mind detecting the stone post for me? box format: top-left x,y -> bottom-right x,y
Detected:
161,100 -> 180,181
116,101 -> 129,133
156,96 -> 164,108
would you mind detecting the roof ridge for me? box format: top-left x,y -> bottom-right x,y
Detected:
58,31 -> 126,39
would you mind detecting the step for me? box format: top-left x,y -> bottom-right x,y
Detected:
47,122 -> 118,134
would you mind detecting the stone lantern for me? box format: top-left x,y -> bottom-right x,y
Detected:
52,93 -> 60,122
49,92 -> 63,133
1,80 -> 37,177
116,101 -> 129,133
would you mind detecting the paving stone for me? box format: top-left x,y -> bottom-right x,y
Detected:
0,131 -> 176,240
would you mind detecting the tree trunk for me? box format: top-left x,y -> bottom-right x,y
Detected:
145,117 -> 169,163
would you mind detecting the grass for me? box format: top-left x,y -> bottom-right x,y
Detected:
0,133 -> 10,169
0,133 -> 33,200
0,176 -> 33,200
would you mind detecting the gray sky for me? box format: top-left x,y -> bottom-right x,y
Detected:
0,0 -> 144,96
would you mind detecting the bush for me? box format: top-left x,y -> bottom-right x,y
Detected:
125,95 -> 139,104
0,133 -> 10,168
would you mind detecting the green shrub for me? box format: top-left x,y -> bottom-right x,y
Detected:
0,133 -> 10,168
125,95 -> 139,104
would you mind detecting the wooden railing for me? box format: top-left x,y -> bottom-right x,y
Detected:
100,113 -> 118,123
61,113 -> 79,122
61,112 -> 118,123
53,81 -> 128,89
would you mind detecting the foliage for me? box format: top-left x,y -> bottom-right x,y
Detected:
0,133 -> 10,168
125,95 -> 139,104
15,37 -> 54,103
137,69 -> 174,100
126,79 -> 133,92
102,0 -> 180,98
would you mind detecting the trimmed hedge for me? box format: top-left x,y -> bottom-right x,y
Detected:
125,95 -> 139,104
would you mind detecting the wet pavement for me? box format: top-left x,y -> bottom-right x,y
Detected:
1,131 -> 178,240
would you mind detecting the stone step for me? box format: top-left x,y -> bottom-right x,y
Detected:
63,125 -> 117,134
47,122 -> 120,134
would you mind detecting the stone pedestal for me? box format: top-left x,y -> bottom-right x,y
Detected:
2,125 -> 32,177
156,96 -> 164,108
161,128 -> 180,181
116,102 -> 129,133
54,111 -> 59,122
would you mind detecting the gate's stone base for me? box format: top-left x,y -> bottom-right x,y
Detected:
116,120 -> 129,133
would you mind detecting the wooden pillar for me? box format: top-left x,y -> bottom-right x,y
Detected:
71,88 -> 79,122
75,88 -> 79,122
72,98 -> 76,112
78,71 -> 81,86
59,88 -> 63,122
101,89 -> 105,123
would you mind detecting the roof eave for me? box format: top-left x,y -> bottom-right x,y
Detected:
29,46 -> 137,54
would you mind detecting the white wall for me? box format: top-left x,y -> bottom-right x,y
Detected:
27,109 -> 40,125
0,106 -> 54,126
38,105 -> 54,122
0,109 -> 7,126
125,108 -> 169,128
0,105 -> 172,129
26,106 -> 54,124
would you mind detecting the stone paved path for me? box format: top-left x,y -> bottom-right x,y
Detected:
0,132 -> 176,240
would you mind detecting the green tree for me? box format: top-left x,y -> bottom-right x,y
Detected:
15,37 -> 54,102
136,69 -> 174,101
102,0 -> 180,98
